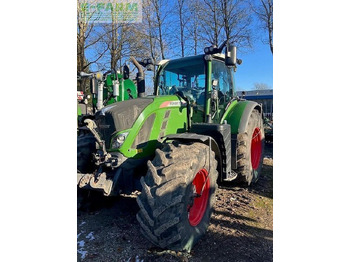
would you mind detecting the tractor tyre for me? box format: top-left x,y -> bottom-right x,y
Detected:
77,134 -> 97,210
77,134 -> 96,174
236,109 -> 265,185
136,142 -> 218,252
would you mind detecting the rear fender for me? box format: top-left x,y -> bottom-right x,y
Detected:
221,100 -> 262,134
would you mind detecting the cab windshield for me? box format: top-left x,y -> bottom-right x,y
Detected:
157,56 -> 234,105
157,55 -> 206,106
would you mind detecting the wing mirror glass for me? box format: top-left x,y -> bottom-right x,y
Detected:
225,44 -> 237,67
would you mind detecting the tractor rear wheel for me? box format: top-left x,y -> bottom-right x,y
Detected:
236,109 -> 265,185
136,142 -> 218,252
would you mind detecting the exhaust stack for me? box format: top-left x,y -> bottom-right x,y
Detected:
130,56 -> 145,98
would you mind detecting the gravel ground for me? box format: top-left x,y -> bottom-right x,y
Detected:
77,143 -> 273,262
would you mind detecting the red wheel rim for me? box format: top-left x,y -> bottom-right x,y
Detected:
188,169 -> 210,226
251,127 -> 262,170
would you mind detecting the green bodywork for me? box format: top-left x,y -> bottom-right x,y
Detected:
220,100 -> 250,133
92,73 -> 138,107
205,59 -> 212,117
77,105 -> 82,116
105,55 -> 259,161
110,96 -> 187,159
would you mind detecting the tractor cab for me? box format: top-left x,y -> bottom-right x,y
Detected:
155,44 -> 238,124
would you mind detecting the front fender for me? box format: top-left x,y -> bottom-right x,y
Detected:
164,133 -> 223,180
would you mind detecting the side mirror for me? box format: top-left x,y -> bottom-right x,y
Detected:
123,65 -> 130,79
225,44 -> 237,67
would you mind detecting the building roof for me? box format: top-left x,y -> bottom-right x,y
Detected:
236,89 -> 273,99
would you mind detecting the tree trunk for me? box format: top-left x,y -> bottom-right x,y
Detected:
110,20 -> 118,71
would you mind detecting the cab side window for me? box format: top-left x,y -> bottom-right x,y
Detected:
211,60 -> 234,105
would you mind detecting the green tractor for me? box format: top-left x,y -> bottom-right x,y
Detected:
77,43 -> 265,252
77,67 -> 137,126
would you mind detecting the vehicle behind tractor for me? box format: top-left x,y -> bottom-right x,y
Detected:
77,43 -> 265,252
77,66 -> 137,127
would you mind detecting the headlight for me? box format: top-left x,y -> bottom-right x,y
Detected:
111,132 -> 129,149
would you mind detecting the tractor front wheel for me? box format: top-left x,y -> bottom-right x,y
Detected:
77,134 -> 96,210
77,134 -> 96,174
136,142 -> 218,252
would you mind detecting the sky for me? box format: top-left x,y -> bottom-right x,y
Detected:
87,39 -> 273,93
235,41 -> 273,91
87,42 -> 273,92
84,0 -> 273,92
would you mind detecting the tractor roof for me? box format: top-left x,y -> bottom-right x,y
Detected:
158,53 -> 225,66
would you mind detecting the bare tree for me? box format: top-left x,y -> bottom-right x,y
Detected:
188,0 -> 201,55
150,0 -> 169,59
104,17 -> 126,71
77,0 -> 103,92
77,0 -> 109,74
197,0 -> 253,50
110,19 -> 120,71
251,0 -> 273,54
202,0 -> 222,46
143,0 -> 157,62
175,0 -> 189,57
254,82 -> 271,90
77,0 -> 94,73
219,0 -> 253,49
107,10 -> 146,71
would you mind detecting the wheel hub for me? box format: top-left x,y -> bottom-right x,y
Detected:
188,169 -> 210,226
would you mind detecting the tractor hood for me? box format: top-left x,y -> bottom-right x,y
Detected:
94,95 -> 188,158
94,98 -> 154,147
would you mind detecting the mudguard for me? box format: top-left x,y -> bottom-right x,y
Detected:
164,133 -> 223,180
221,100 -> 262,134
